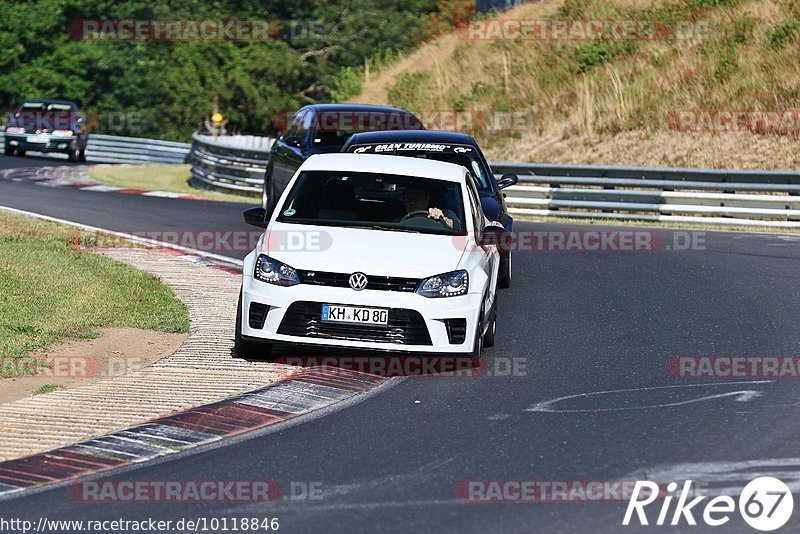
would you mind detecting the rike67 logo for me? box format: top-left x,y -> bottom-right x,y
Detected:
623,477 -> 794,531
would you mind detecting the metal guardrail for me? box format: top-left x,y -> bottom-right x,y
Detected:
0,132 -> 190,164
9,129 -> 794,228
492,163 -> 800,228
86,134 -> 190,164
187,132 -> 274,195
186,135 -> 800,228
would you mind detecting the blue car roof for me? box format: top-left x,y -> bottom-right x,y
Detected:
300,104 -> 417,114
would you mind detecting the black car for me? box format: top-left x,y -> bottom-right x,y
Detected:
263,104 -> 423,212
341,130 -> 518,288
3,99 -> 87,161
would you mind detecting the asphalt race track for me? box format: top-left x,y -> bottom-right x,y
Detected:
2,155 -> 800,533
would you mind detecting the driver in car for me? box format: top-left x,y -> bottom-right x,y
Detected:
400,186 -> 455,229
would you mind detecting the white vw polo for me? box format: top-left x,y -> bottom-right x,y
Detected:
237,153 -> 500,359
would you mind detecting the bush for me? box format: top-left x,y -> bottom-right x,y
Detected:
387,72 -> 431,110
574,43 -> 610,73
766,21 -> 800,49
330,66 -> 364,103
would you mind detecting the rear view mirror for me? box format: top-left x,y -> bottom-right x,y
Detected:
496,173 -> 518,189
243,207 -> 268,228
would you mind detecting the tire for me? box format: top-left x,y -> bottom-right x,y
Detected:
482,295 -> 497,348
4,147 -> 13,156
16,149 -> 25,157
234,289 -> 273,359
498,250 -> 512,289
79,147 -> 87,162
68,146 -> 80,162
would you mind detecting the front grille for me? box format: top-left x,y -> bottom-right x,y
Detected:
444,319 -> 467,344
278,301 -> 432,345
248,302 -> 270,329
298,270 -> 420,293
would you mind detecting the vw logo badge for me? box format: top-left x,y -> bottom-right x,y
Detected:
349,272 -> 368,291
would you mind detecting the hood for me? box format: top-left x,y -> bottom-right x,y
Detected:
262,222 -> 467,278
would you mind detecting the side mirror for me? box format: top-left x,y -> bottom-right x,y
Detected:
496,173 -> 518,189
478,225 -> 509,248
283,136 -> 302,149
76,116 -> 85,124
243,207 -> 268,228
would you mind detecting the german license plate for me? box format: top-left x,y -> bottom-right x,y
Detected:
321,304 -> 388,325
28,134 -> 49,143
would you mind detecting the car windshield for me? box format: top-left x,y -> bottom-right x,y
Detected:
402,151 -> 490,189
277,171 -> 466,236
348,143 -> 491,189
14,102 -> 76,130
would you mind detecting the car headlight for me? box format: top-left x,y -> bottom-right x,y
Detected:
5,127 -> 24,134
254,254 -> 300,286
51,130 -> 73,137
417,270 -> 468,298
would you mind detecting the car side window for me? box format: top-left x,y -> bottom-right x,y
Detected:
302,110 -> 314,132
470,160 -> 489,188
285,110 -> 308,140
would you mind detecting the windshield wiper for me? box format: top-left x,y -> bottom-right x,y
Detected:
353,224 -> 418,233
282,220 -> 437,234
376,226 -> 420,233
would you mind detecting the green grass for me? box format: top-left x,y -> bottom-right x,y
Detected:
88,164 -> 258,204
34,384 -> 62,395
0,211 -> 190,359
766,21 -> 800,49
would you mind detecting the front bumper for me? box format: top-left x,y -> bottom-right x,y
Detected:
4,134 -> 76,153
241,274 -> 483,354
